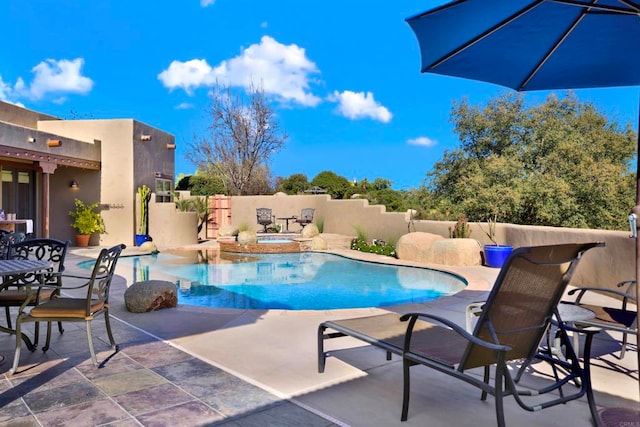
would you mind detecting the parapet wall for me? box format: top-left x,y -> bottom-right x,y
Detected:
230,194 -> 634,288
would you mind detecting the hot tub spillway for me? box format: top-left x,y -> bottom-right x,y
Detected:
219,234 -> 308,253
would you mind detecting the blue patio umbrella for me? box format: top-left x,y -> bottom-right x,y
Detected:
406,0 -> 640,412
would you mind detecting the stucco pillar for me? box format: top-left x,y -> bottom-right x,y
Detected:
39,161 -> 57,238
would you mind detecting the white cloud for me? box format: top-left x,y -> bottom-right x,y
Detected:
407,136 -> 437,147
0,75 -> 11,101
200,0 -> 215,6
328,90 -> 392,123
158,59 -> 216,95
29,58 -> 93,100
175,102 -> 195,110
158,35 -> 321,106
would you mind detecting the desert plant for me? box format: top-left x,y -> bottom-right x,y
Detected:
354,225 -> 368,242
137,185 -> 152,235
449,214 -> 471,238
316,217 -> 324,233
478,214 -> 498,245
69,199 -> 105,235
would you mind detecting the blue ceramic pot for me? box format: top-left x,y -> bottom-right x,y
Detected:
134,234 -> 152,246
483,244 -> 513,268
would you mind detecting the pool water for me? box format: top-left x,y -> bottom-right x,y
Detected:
109,251 -> 467,310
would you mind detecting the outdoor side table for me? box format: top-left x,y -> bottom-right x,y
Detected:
0,259 -> 53,364
277,216 -> 297,233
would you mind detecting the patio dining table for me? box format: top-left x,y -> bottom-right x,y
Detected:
0,259 -> 53,364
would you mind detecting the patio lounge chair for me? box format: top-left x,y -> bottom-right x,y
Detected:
318,242 -> 603,426
11,243 -> 125,374
565,279 -> 637,359
256,208 -> 274,233
294,208 -> 314,229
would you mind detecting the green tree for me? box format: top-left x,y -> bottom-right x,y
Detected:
427,92 -> 636,230
311,171 -> 352,199
276,173 -> 310,194
187,83 -> 287,195
175,172 -> 225,196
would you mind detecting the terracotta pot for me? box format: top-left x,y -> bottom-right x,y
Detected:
75,234 -> 91,247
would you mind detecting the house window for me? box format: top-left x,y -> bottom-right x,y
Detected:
155,178 -> 173,203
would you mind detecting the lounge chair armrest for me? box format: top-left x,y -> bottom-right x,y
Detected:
567,286 -> 637,304
550,318 -> 600,335
399,312 -> 512,352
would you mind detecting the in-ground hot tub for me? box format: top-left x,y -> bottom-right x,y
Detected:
219,234 -> 304,253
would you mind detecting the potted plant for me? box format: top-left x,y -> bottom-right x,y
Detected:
69,199 -> 105,247
479,214 -> 513,268
135,185 -> 152,246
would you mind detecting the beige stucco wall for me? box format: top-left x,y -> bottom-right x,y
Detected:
38,119 -> 176,247
147,194 -> 198,247
39,119 -> 135,247
230,194 -> 634,289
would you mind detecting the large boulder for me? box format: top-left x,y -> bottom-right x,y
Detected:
237,230 -> 258,245
124,280 -> 177,313
396,233 -> 482,266
311,236 -> 328,250
217,224 -> 239,239
425,238 -> 482,266
396,232 -> 445,263
301,223 -> 320,238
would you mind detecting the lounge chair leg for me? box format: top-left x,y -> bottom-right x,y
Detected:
401,358 -> 410,422
495,362 -> 506,427
481,366 -> 489,400
57,321 -> 64,335
317,325 -> 326,373
620,332 -> 627,359
582,333 -> 602,427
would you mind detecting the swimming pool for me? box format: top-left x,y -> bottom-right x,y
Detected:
109,251 -> 467,310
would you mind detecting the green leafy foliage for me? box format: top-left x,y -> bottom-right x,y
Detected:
311,171 -> 352,199
350,237 -> 396,257
276,173 -> 310,195
427,92 -> 635,230
176,173 -> 225,195
69,199 -> 105,235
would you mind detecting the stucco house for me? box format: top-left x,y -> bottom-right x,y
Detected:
0,101 -> 196,247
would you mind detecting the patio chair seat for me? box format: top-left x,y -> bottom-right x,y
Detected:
29,298 -> 105,319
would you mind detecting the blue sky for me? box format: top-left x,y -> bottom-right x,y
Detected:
2,0 -> 638,190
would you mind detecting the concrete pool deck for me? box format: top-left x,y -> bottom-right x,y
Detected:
0,241 -> 637,426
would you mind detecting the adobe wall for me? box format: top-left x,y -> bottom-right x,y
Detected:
230,194 -> 634,288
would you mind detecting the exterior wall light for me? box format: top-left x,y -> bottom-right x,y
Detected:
140,134 -> 152,141
47,139 -> 62,147
27,137 -> 36,143
166,143 -> 176,150
70,180 -> 79,189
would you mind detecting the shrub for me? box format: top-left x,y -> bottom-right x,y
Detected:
350,238 -> 396,258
